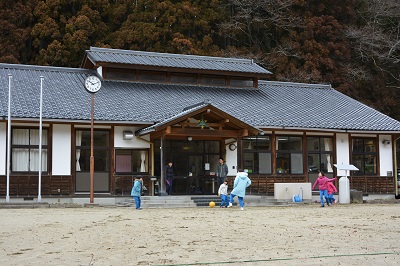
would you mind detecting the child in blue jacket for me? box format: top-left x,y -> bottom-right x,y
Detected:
131,176 -> 143,210
228,170 -> 251,210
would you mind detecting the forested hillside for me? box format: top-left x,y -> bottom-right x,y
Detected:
1,0 -> 399,120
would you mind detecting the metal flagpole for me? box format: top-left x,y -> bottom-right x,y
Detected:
38,76 -> 44,202
6,74 -> 12,203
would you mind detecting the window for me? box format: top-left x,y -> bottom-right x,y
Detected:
106,67 -> 136,81
140,70 -> 166,82
276,136 -> 303,174
11,128 -> 48,172
170,73 -> 197,84
352,138 -> 377,175
115,149 -> 149,174
200,75 -> 226,86
229,77 -> 254,88
307,137 -> 334,173
243,136 -> 271,174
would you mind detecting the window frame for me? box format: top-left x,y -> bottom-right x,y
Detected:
276,136 -> 303,174
199,74 -> 226,86
115,149 -> 150,175
229,77 -> 254,88
139,70 -> 167,83
351,137 -> 377,175
306,137 -> 334,174
75,130 -> 110,172
242,136 -> 272,174
11,127 -> 49,173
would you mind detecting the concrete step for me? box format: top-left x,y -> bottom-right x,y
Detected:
0,202 -> 50,209
117,196 -> 197,208
142,202 -> 197,208
115,195 -> 311,208
191,196 -> 238,207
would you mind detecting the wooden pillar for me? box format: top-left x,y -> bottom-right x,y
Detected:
237,137 -> 243,171
70,127 -> 75,195
110,126 -> 115,194
303,132 -> 307,181
271,131 -> 276,174
160,134 -> 167,195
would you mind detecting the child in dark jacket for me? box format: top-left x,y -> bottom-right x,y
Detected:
312,172 -> 336,207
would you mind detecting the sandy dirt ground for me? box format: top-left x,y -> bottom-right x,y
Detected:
0,203 -> 399,266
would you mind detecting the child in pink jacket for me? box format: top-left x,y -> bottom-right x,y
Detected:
327,180 -> 337,204
312,172 -> 336,207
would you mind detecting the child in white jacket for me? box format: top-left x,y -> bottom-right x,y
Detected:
218,179 -> 229,208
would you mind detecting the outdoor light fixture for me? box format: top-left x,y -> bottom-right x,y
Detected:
382,139 -> 391,145
123,131 -> 134,140
197,116 -> 208,129
188,136 -> 193,141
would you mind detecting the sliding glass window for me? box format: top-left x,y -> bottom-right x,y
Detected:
307,137 -> 334,174
243,136 -> 271,174
276,136 -> 303,174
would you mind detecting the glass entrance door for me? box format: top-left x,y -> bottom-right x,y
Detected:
187,155 -> 204,194
172,154 -> 189,194
154,139 -> 221,195
172,155 -> 204,194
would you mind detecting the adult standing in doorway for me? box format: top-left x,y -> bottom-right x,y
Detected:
217,158 -> 229,188
165,161 -> 174,195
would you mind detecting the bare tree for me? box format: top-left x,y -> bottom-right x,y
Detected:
346,0 -> 400,83
220,0 -> 304,48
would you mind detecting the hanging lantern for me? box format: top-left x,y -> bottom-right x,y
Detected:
197,116 -> 208,129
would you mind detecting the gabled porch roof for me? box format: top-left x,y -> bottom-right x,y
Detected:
136,102 -> 262,139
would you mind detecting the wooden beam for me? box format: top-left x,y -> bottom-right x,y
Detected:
178,122 -> 226,128
169,128 -> 244,138
239,129 -> 248,137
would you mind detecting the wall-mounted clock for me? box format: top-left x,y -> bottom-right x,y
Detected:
84,75 -> 102,93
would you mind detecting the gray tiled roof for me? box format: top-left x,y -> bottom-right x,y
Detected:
85,47 -> 271,75
1,63 -> 400,132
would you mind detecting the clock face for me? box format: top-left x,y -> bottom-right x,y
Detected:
84,76 -> 102,93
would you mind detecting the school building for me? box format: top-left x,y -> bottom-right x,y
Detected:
1,47 -> 399,203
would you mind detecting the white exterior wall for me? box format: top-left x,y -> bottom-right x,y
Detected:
114,126 -> 150,148
379,135 -> 393,176
52,124 -> 71,175
335,133 -> 350,176
0,123 -> 6,175
225,142 -> 237,176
